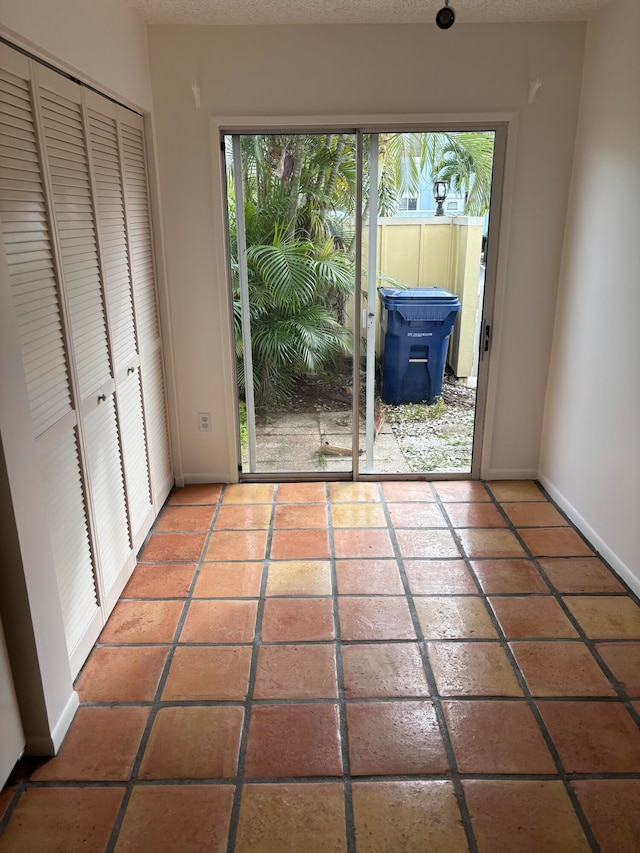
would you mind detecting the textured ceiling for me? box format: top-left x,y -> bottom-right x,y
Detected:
126,0 -> 613,26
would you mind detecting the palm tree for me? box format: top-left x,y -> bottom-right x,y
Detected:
227,134 -> 356,406
427,131 -> 495,216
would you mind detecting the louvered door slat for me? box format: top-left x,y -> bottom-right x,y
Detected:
21,347 -> 66,376
6,247 -> 52,267
5,235 -> 51,254
0,189 -> 42,203
0,97 -> 35,121
83,395 -> 131,594
15,305 -> 62,332
39,83 -> 111,400
30,382 -> 72,428
13,287 -> 59,310
63,301 -> 103,332
63,258 -> 101,279
39,428 -> 99,658
0,67 -> 73,437
0,213 -> 47,230
0,128 -> 38,148
0,211 -> 48,225
0,145 -> 40,166
58,230 -> 95,245
87,110 -> 137,375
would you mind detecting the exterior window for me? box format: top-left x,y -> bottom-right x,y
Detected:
400,197 -> 418,211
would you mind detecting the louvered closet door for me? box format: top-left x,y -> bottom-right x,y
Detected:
84,92 -> 155,553
1,43 -> 173,674
36,66 -> 134,613
0,47 -> 102,673
120,113 -> 173,506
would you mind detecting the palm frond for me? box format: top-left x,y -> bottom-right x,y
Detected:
430,131 -> 495,216
247,235 -> 317,312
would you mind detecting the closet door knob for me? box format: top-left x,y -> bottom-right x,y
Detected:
127,366 -> 135,375
97,393 -> 107,403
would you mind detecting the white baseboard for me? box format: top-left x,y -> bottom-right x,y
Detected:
25,690 -> 79,757
482,468 -> 538,481
538,473 -> 639,598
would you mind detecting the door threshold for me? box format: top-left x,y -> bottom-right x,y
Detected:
238,471 -> 476,483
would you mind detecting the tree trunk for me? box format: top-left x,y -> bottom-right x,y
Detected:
287,136 -> 305,237
323,134 -> 346,199
313,134 -> 333,195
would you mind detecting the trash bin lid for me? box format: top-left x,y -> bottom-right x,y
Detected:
378,286 -> 459,306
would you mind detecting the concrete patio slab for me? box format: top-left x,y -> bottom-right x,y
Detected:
243,409 -> 410,475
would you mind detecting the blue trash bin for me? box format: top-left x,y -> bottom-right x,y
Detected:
378,286 -> 461,405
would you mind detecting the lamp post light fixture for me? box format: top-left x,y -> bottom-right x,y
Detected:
433,180 -> 448,216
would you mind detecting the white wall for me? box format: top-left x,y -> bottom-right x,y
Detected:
539,0 -> 640,590
147,22 -> 585,482
1,0 -> 153,110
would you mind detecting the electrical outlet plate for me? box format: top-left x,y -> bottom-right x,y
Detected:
198,412 -> 212,431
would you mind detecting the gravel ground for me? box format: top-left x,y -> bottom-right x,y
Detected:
386,378 -> 476,473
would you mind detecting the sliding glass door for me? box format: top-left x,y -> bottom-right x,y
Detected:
225,132 -> 359,475
359,130 -> 499,477
224,125 -> 504,480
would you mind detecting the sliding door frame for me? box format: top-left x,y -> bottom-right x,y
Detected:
213,113 -> 516,482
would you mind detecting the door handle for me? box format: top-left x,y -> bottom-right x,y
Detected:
97,393 -> 107,403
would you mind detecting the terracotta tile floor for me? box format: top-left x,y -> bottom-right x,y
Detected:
2,479 -> 640,852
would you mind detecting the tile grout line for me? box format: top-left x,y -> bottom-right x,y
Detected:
447,490 -> 639,722
225,482 -> 278,853
328,482 -> 357,853
18,769 -> 640,787
428,483 -> 509,852
483,488 -> 640,722
103,489 -> 226,853
8,498 -> 232,821
382,481 -> 480,853
71,693 -> 638,708
412,490 -> 640,722
426,482 -> 636,841
0,779 -> 27,836
475,485 -> 604,852
528,559 -> 640,729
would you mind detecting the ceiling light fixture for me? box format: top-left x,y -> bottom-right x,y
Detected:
435,0 -> 456,29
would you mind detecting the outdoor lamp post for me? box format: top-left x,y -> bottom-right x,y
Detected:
433,180 -> 448,216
